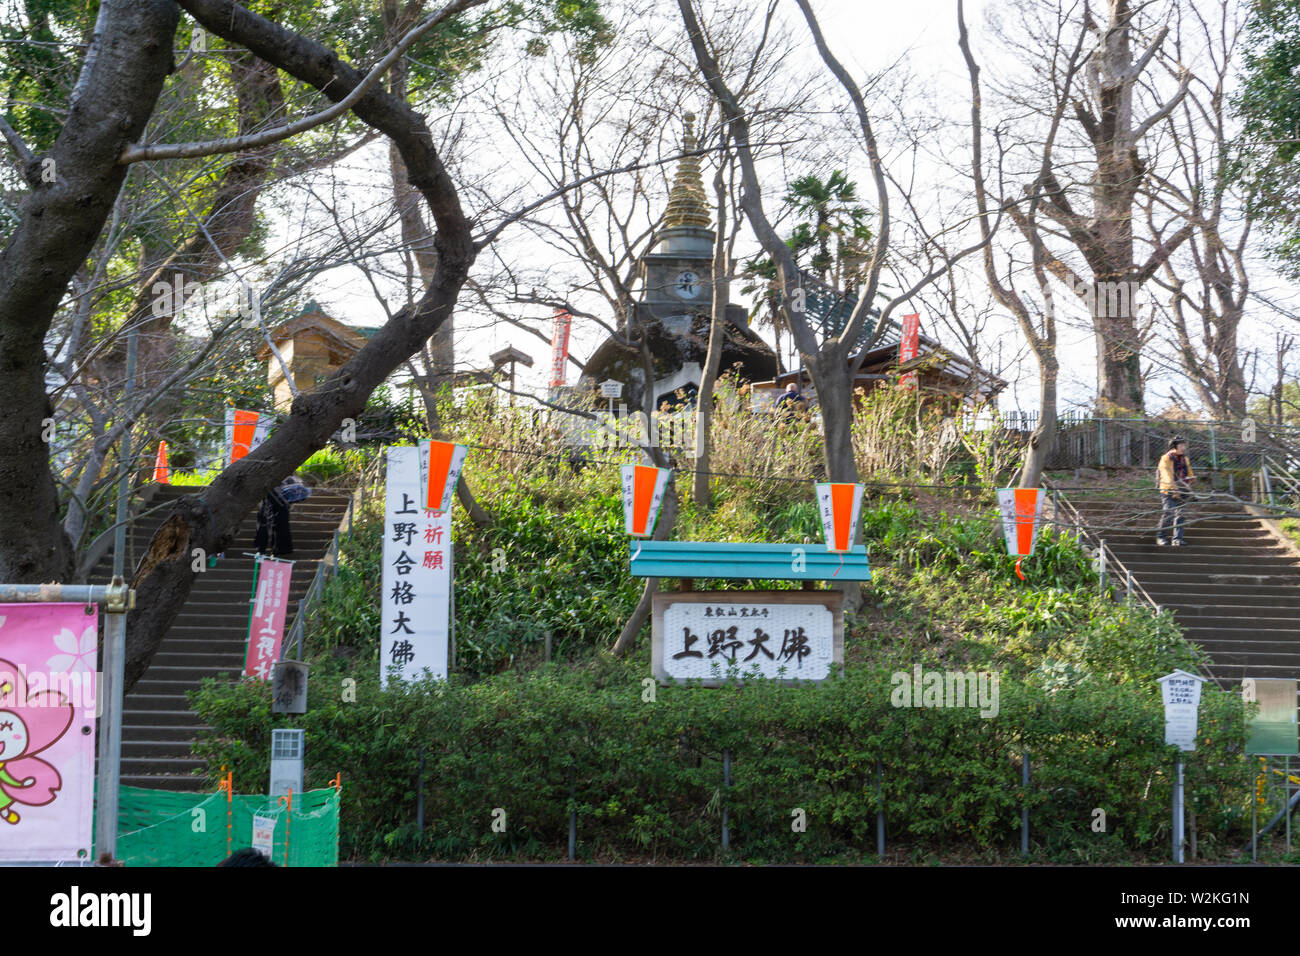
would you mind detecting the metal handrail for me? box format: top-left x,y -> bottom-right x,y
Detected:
1047,480 -> 1217,684
279,456 -> 380,663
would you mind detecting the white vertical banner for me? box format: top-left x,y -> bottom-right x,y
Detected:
381,446 -> 451,688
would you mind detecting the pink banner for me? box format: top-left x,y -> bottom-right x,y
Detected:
899,312 -> 920,390
245,557 -> 293,680
0,603 -> 98,862
550,309 -> 572,388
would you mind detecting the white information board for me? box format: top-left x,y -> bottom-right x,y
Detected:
1159,669 -> 1206,751
381,446 -> 451,687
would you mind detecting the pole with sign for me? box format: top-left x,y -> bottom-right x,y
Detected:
600,379 -> 623,416
1158,669 -> 1206,862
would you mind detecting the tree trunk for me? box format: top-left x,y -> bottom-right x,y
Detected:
611,479 -> 678,657
0,0 -> 180,584
1018,354 -> 1059,487
814,349 -> 858,483
692,159 -> 730,510
123,0 -> 479,692
810,348 -> 862,612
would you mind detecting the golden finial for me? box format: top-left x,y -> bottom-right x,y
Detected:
663,111 -> 711,230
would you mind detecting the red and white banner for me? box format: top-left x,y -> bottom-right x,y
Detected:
550,309 -> 572,388
419,440 -> 468,514
899,312 -> 921,390
225,408 -> 272,465
382,446 -> 451,687
153,441 -> 170,484
996,487 -> 1044,557
244,556 -> 294,679
0,603 -> 98,862
621,465 -> 671,537
815,482 -> 865,552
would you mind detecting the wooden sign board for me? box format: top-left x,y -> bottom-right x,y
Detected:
651,590 -> 843,687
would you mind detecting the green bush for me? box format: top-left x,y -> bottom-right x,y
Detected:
190,654 -> 1250,863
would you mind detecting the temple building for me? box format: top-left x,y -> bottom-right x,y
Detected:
256,302 -> 374,410
579,113 -> 778,410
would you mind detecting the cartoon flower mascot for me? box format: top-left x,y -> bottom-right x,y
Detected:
0,661 -> 73,824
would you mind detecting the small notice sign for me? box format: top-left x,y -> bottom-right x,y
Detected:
1159,669 -> 1206,752
252,815 -> 276,859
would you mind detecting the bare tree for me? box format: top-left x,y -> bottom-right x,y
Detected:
1146,0 -> 1254,419
676,0 -> 992,500
981,0 -> 1196,417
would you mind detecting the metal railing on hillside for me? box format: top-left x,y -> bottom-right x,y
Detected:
1048,481 -> 1218,685
281,452 -> 384,662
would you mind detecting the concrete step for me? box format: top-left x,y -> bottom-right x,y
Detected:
152,650 -> 253,667
1143,590 -> 1300,609
121,754 -> 205,772
1173,614 -> 1300,630
121,708 -> 210,727
1112,566 -> 1300,583
1195,639 -> 1300,656
125,693 -> 197,712
122,739 -> 198,759
1183,626 -> 1300,644
1116,552 -> 1300,567
121,774 -> 206,791
121,724 -> 211,741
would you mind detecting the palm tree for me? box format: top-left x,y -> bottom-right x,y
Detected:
783,170 -> 872,290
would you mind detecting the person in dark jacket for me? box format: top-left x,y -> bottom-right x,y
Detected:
254,477 -> 309,557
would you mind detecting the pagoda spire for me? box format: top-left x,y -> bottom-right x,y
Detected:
662,112 -> 711,230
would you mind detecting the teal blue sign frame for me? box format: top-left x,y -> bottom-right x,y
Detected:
629,541 -> 870,582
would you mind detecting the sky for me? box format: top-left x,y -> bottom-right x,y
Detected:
259,0 -> 1292,421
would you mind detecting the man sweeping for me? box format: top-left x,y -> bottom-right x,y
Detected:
1156,437 -> 1196,547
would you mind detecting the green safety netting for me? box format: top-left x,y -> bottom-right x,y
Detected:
114,784 -> 340,867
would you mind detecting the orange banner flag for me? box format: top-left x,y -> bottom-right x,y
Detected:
153,441 -> 170,484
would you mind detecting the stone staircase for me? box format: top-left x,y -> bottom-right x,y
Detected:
89,483 -> 351,790
1067,495 -> 1300,689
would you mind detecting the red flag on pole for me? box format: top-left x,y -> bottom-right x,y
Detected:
550,309 -> 572,388
899,313 -> 920,390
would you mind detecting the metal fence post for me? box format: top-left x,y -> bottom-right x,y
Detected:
569,775 -> 577,862
1021,750 -> 1030,859
1099,419 -> 1105,467
1099,540 -> 1107,590
1125,569 -> 1132,605
721,748 -> 731,851
1209,425 -> 1218,471
1173,755 -> 1185,863
876,759 -> 885,858
416,756 -> 425,834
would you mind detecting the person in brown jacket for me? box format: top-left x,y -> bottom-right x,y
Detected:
1156,437 -> 1196,546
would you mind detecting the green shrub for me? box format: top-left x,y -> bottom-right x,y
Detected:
190,654 -> 1250,863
